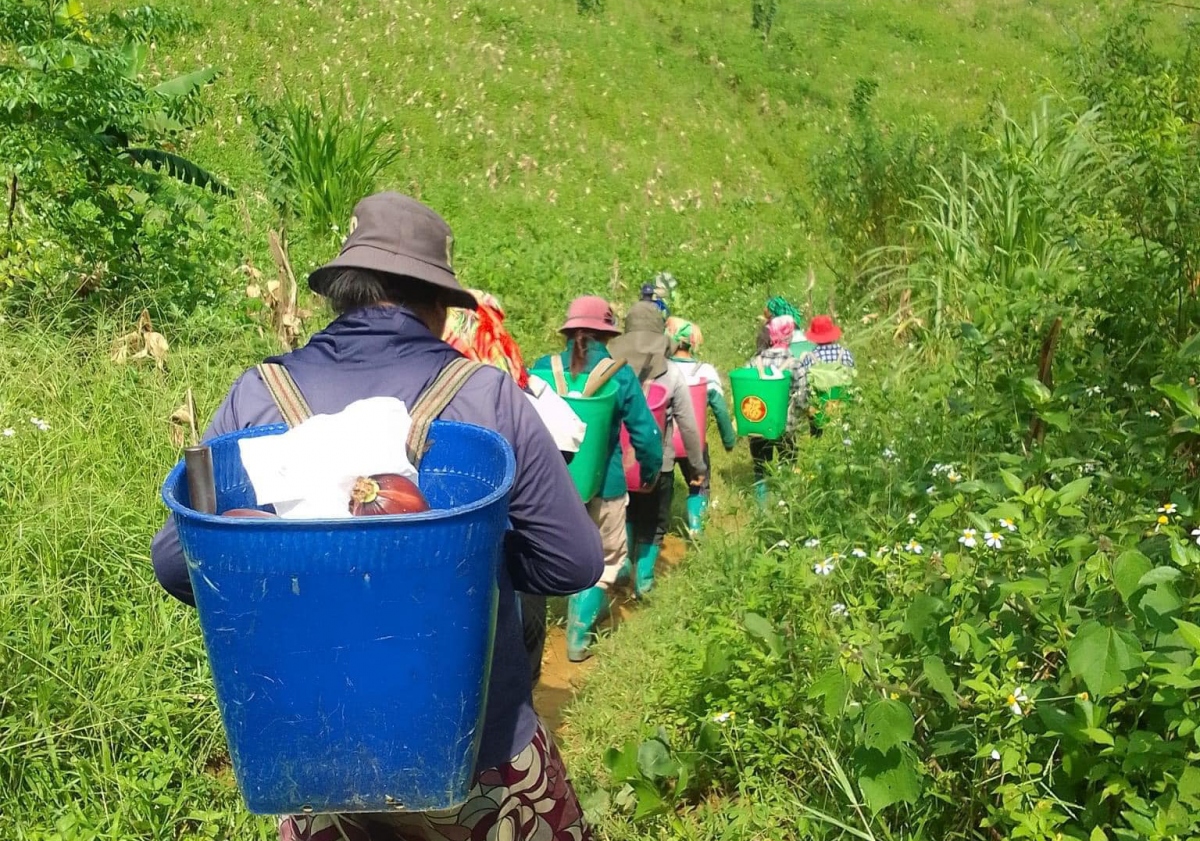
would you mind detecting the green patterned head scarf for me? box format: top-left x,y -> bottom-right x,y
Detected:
764,296 -> 801,320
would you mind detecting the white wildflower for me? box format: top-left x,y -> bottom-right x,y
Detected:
852,548 -> 867,558
1007,687 -> 1030,717
1,428 -> 13,437
882,447 -> 897,461
770,540 -> 790,551
30,417 -> 49,431
830,602 -> 848,618
946,470 -> 962,483
958,529 -> 978,549
990,749 -> 1001,761
999,518 -> 1017,532
843,438 -> 853,447
1085,386 -> 1102,397
712,711 -> 734,724
1158,503 -> 1178,515
908,512 -> 918,525
905,539 -> 924,555
1146,409 -> 1161,418
814,558 -> 836,576
984,531 -> 1004,549
804,538 -> 820,548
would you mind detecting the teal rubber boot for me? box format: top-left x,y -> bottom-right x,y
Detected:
754,481 -> 768,510
566,587 -> 607,662
634,543 -> 662,599
686,495 -> 708,536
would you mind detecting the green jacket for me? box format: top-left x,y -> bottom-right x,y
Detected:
531,341 -> 664,499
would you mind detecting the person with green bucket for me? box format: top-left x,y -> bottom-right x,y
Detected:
764,295 -> 816,357
530,297 -> 663,663
797,314 -> 856,437
610,302 -> 707,598
665,316 -> 736,535
744,314 -> 810,508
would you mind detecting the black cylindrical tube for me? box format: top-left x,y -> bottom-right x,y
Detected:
184,445 -> 217,514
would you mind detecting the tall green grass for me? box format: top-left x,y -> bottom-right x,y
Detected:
0,328 -> 277,839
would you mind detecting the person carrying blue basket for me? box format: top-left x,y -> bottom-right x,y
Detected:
529,296 -> 663,663
150,193 -> 604,841
665,316 -> 736,535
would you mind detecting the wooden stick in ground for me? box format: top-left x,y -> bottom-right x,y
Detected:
1027,316 -> 1063,449
268,230 -> 300,349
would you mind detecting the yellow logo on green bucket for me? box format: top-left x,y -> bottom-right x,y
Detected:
741,395 -> 768,423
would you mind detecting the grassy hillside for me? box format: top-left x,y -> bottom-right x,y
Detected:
0,0 -> 1158,838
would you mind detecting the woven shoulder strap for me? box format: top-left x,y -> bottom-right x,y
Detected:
256,358 -> 482,465
257,363 -> 313,427
548,354 -> 569,396
407,358 -> 484,465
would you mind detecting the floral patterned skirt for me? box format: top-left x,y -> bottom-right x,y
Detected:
277,724 -> 594,841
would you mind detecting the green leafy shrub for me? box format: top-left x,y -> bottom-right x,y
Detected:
0,0 -> 236,322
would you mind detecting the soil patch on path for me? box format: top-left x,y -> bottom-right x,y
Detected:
532,534 -> 688,732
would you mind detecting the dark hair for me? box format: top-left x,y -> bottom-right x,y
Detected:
755,323 -> 771,353
567,329 -> 608,376
321,268 -> 443,315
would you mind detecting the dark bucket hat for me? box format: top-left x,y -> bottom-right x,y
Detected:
308,192 -> 477,310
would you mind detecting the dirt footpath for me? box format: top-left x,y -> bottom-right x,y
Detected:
532,533 -> 688,731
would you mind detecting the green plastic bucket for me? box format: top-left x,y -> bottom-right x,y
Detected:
730,367 -> 793,440
530,372 -> 617,502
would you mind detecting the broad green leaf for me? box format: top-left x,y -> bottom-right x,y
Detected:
1056,476 -> 1093,507
1113,551 -> 1153,604
1178,765 -> 1200,807
928,724 -> 973,757
999,470 -> 1025,495
629,779 -> 668,820
603,743 -> 639,781
904,594 -> 945,639
1173,619 -> 1200,653
743,612 -> 783,657
922,655 -> 957,705
637,739 -> 676,781
929,501 -> 958,520
1042,411 -> 1071,432
862,700 -> 915,752
1137,567 -> 1183,587
998,577 -> 1050,597
1082,728 -> 1115,746
702,642 -> 730,677
856,747 -> 921,813
1021,377 -> 1052,405
958,322 -> 984,343
153,66 -> 220,99
1179,333 -> 1200,360
1155,383 -> 1200,418
1137,581 -> 1183,632
808,668 -> 850,719
1067,620 -> 1144,697
1122,811 -> 1156,837
1090,827 -> 1109,841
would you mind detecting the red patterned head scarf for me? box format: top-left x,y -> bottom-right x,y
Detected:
442,289 -> 529,388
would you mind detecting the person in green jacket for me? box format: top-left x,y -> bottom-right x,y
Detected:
530,296 -> 663,663
665,316 -> 737,535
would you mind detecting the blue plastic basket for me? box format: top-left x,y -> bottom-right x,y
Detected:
162,421 -> 516,816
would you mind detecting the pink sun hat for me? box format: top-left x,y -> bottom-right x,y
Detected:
560,296 -> 621,335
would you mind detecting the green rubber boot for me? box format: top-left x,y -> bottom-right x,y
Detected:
754,481 -> 768,510
686,494 -> 708,536
566,587 -> 607,663
615,523 -> 634,585
634,543 -> 661,599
